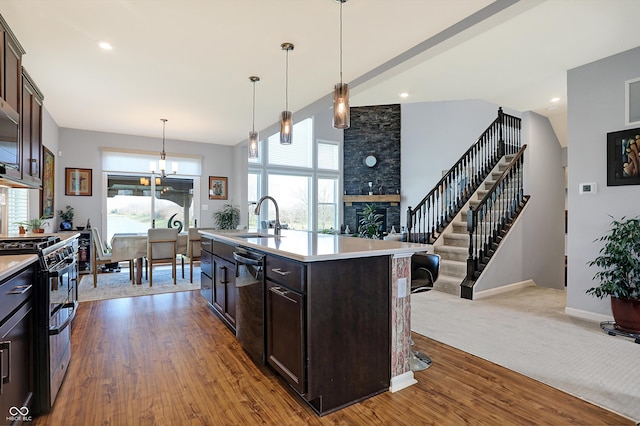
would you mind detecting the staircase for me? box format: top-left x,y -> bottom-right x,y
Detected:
431,156 -> 517,296
406,108 -> 529,298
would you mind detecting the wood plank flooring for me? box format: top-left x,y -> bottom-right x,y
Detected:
34,290 -> 633,425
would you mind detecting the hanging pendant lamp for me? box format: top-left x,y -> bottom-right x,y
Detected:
333,0 -> 350,129
248,76 -> 260,159
280,42 -> 294,145
150,118 -> 177,178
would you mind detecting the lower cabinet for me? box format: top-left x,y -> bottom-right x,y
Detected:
0,264 -> 36,421
265,279 -> 305,394
213,256 -> 236,329
200,237 -> 237,332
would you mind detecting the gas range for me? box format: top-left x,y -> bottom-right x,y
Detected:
0,235 -> 76,272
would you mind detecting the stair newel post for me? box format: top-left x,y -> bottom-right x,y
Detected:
466,206 -> 477,281
498,107 -> 505,158
406,206 -> 413,242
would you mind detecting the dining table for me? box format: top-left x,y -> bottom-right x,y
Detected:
110,232 -> 188,284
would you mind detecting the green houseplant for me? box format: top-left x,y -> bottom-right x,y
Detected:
57,205 -> 74,230
213,204 -> 240,230
586,216 -> 640,333
16,216 -> 50,233
358,203 -> 383,239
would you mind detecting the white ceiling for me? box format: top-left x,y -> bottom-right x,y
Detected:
2,0 -> 640,149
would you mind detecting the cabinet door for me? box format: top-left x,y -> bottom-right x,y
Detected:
213,257 -> 236,329
21,70 -> 43,183
200,250 -> 213,305
0,302 -> 33,418
266,279 -> 305,394
3,36 -> 21,113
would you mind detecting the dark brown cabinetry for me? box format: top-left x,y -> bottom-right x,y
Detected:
266,253 -> 391,416
200,237 -> 237,331
21,69 -> 43,185
0,262 -> 36,421
0,15 -> 23,116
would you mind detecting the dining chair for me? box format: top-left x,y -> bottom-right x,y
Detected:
91,228 -> 134,287
146,228 -> 179,286
181,227 -> 201,283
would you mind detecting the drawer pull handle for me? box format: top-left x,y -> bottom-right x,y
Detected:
269,286 -> 298,304
271,268 -> 291,276
7,285 -> 32,295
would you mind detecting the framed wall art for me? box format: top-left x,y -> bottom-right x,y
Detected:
606,127 -> 640,186
65,167 -> 93,196
41,146 -> 55,218
209,176 -> 228,200
625,77 -> 640,126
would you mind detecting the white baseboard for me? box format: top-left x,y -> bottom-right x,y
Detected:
565,307 -> 613,323
389,371 -> 417,393
473,280 -> 535,299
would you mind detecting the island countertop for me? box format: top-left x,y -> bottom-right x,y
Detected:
0,254 -> 39,281
199,229 -> 429,262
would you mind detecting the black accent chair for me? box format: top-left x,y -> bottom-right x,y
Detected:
411,252 -> 440,293
410,252 -> 440,371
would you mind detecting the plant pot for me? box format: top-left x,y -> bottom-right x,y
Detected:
611,296 -> 640,334
33,228 -> 45,234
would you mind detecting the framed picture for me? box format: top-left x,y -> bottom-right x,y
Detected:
65,168 -> 92,196
209,176 -> 228,200
607,127 -> 640,186
41,146 -> 55,218
625,77 -> 640,126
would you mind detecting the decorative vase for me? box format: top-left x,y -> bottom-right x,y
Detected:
60,221 -> 73,231
611,296 -> 640,334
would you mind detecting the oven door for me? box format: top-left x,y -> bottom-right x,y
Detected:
49,258 -> 78,314
48,301 -> 76,405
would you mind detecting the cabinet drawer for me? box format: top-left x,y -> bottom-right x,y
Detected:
201,237 -> 212,253
0,265 -> 35,319
211,240 -> 236,263
201,250 -> 213,278
265,255 -> 305,293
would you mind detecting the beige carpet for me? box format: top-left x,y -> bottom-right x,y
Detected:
78,265 -> 201,302
411,286 -> 640,422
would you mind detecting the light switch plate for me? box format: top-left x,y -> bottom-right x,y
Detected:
398,277 -> 407,298
579,182 -> 597,194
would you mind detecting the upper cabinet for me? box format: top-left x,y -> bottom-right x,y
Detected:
0,15 -> 24,114
21,69 -> 43,185
0,14 -> 44,188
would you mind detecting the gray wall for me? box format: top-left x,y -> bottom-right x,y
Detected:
55,128 -> 234,235
567,46 -> 640,318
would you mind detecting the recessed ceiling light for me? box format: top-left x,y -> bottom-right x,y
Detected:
98,41 -> 113,50
399,92 -> 409,98
550,97 -> 560,103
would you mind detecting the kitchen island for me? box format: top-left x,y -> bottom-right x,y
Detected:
199,229 -> 428,416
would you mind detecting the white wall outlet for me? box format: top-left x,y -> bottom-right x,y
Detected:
397,277 -> 407,298
201,204 -> 209,210
579,182 -> 597,194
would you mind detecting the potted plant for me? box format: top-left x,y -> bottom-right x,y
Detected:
16,216 -> 50,233
213,204 -> 240,230
358,203 -> 383,239
586,216 -> 640,333
57,205 -> 74,230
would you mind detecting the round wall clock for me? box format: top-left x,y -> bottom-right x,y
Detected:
364,154 -> 378,168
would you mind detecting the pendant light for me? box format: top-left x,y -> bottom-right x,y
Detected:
333,0 -> 350,129
248,76 -> 260,159
280,42 -> 294,145
150,118 -> 177,178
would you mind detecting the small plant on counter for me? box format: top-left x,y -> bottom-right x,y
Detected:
15,216 -> 50,233
57,205 -> 74,223
213,204 -> 241,230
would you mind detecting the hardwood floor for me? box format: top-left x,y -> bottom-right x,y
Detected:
34,290 -> 632,425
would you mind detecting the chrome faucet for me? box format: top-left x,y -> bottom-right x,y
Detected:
254,195 -> 281,236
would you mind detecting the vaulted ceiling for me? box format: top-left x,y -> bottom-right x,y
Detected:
2,0 -> 640,149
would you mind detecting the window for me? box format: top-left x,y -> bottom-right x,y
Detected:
6,188 -> 28,234
249,117 -> 341,232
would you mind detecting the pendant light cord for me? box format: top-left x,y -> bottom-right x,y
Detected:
339,0 -> 343,85
252,81 -> 256,132
285,48 -> 289,112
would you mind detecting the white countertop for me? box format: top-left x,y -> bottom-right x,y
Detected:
0,231 -> 81,241
0,254 -> 39,281
200,229 -> 429,262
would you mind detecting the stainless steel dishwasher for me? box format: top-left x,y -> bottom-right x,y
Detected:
233,248 -> 265,364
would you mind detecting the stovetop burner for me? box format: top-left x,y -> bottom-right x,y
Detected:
0,236 -> 61,253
